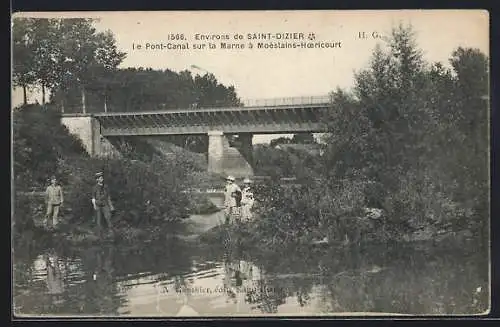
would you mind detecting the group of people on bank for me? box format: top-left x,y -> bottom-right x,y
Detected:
43,172 -> 116,234
43,172 -> 255,232
223,175 -> 255,224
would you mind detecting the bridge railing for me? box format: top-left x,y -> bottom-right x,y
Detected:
241,95 -> 332,107
60,95 -> 333,115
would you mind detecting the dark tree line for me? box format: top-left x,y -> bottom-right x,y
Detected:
50,68 -> 242,113
13,18 -> 242,113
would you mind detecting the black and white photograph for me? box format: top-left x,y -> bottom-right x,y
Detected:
11,10 -> 490,317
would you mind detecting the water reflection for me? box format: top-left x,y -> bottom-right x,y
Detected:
45,252 -> 65,304
13,225 -> 488,316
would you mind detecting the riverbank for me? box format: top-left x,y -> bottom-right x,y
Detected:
14,189 -> 223,247
13,103 -> 226,247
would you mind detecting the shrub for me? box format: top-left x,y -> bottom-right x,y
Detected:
57,155 -> 191,234
13,193 -> 38,235
13,104 -> 87,189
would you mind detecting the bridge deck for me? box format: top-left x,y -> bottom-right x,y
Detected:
62,96 -> 332,136
61,103 -> 330,117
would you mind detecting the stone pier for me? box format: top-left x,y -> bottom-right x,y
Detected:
207,130 -> 253,177
61,115 -> 102,156
60,115 -> 119,157
207,131 -> 226,174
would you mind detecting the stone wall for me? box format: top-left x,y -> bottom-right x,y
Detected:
207,131 -> 253,177
61,116 -> 119,157
61,116 -> 100,156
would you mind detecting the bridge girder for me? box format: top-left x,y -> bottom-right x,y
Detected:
63,104 -> 330,136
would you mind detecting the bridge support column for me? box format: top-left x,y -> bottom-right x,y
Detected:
207,130 -> 225,174
61,115 -> 102,156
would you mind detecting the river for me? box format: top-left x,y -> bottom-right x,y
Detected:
13,203 -> 489,317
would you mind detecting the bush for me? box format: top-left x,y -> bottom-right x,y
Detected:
60,155 -> 191,232
186,193 -> 220,215
383,169 -> 469,232
13,104 -> 87,189
13,193 -> 38,235
253,144 -> 322,178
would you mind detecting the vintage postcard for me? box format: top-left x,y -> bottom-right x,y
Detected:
11,10 -> 490,318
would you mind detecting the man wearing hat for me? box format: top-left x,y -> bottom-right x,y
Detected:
240,178 -> 255,222
45,175 -> 64,228
224,175 -> 241,224
91,172 -> 115,235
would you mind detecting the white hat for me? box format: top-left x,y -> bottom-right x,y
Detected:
226,175 -> 235,181
243,178 -> 252,184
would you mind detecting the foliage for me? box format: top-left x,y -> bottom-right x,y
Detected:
13,18 -> 242,159
59,156 -> 191,231
186,193 -> 220,215
13,105 -> 206,242
13,104 -> 87,189
269,136 -> 292,147
321,23 -> 488,235
12,17 -> 126,105
13,193 -> 39,236
252,144 -> 323,179
50,68 -> 242,113
12,18 -> 37,103
48,66 -> 242,161
251,23 -> 489,247
291,132 -> 316,144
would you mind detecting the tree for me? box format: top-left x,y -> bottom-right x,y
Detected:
349,23 -> 432,198
448,47 -> 489,218
322,88 -> 373,185
193,73 -> 242,108
270,136 -> 292,147
321,22 -> 489,234
30,18 -> 61,104
13,104 -> 87,188
13,18 -> 126,110
54,19 -> 126,112
12,18 -> 37,104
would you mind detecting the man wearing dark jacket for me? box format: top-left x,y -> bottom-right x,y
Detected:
91,172 -> 115,235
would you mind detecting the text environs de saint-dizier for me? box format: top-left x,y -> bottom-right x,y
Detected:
194,32 -> 313,41
196,32 -> 342,50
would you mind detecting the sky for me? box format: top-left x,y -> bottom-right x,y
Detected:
12,10 -> 489,143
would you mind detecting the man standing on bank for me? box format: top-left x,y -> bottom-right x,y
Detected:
92,172 -> 115,236
45,175 -> 64,229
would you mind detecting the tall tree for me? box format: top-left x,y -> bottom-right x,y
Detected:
13,18 -> 126,110
30,18 -> 61,105
322,22 -> 489,232
55,19 -> 125,112
449,47 -> 489,210
12,18 -> 37,104
351,23 -> 431,196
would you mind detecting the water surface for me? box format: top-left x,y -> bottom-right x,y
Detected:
13,211 -> 489,317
